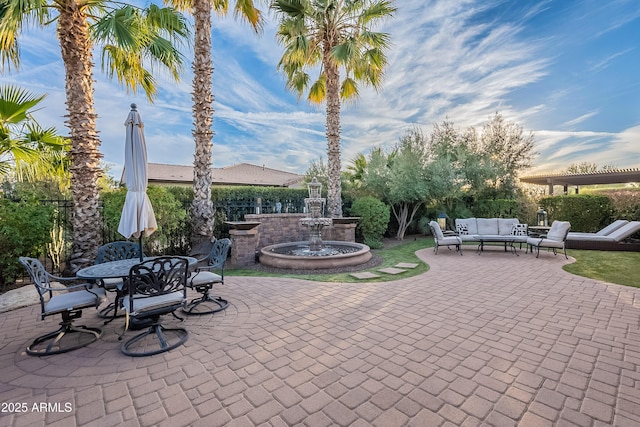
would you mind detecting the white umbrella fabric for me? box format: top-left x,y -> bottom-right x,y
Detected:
117,104 -> 157,258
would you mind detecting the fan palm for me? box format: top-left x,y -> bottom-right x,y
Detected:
167,0 -> 262,248
0,0 -> 189,271
271,0 -> 396,217
0,85 -> 67,181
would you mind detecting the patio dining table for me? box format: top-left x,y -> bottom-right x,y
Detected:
77,256 -> 198,324
77,256 -> 198,281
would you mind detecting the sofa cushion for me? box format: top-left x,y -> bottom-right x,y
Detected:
477,218 -> 498,235
498,218 -> 519,235
456,218 -> 477,235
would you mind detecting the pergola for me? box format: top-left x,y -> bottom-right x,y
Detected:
520,168 -> 640,195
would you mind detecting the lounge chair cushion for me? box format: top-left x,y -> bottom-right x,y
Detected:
567,221 -> 640,242
568,220 -> 629,238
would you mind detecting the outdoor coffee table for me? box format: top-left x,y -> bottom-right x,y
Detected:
472,236 -> 519,256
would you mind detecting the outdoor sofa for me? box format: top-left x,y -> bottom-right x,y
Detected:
455,217 -> 529,245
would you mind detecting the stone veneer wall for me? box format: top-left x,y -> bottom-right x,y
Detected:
244,213 -> 356,251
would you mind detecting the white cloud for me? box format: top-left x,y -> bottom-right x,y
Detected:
5,0 -> 639,180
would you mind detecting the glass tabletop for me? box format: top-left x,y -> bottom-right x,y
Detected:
77,256 -> 198,279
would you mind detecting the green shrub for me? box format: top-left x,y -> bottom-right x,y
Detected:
600,189 -> 640,221
471,199 -> 519,218
350,196 -> 390,249
101,186 -> 188,255
0,198 -> 53,289
540,194 -> 613,232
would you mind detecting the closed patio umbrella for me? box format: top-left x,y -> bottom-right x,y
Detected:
117,104 -> 157,260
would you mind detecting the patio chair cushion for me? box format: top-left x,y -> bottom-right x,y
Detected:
189,271 -> 222,287
122,291 -> 185,315
45,288 -> 106,315
546,221 -> 572,241
526,237 -> 565,249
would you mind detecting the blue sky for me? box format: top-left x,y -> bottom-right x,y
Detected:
5,0 -> 640,180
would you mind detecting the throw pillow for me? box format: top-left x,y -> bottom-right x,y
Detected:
511,223 -> 528,236
456,223 -> 469,235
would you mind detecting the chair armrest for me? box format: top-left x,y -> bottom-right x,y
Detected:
45,275 -> 100,292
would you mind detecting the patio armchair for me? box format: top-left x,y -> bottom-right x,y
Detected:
183,238 -> 230,315
94,241 -> 143,322
526,220 -> 571,259
19,257 -> 106,356
120,256 -> 189,357
429,221 -> 462,255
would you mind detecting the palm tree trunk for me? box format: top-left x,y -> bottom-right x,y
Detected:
324,52 -> 342,218
58,1 -> 102,271
190,0 -> 215,252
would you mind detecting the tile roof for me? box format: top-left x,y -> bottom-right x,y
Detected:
133,163 -> 304,187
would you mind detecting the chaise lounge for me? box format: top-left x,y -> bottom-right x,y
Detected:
566,219 -> 628,239
566,221 -> 640,251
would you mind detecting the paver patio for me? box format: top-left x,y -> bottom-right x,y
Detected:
1,246 -> 640,426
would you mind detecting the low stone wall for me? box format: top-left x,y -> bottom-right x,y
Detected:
226,214 -> 358,267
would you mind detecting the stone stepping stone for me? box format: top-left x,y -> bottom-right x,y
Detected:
350,272 -> 381,279
378,267 -> 407,275
395,262 -> 419,269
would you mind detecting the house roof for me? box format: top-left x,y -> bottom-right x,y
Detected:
128,163 -> 304,187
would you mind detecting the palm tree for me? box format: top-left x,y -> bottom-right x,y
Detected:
0,85 -> 67,182
271,0 -> 396,218
0,1 -> 189,271
167,0 -> 262,250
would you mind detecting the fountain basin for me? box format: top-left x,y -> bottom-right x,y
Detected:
260,241 -> 371,270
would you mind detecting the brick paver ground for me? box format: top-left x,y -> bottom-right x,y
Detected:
1,246 -> 640,426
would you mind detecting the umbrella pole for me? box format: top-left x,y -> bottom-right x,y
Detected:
138,234 -> 144,262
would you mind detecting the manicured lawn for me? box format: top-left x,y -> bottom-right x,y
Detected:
227,236 -> 432,282
228,237 -> 640,288
563,249 -> 640,288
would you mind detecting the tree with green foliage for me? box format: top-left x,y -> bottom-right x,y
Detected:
102,185 -> 187,255
363,129 -> 444,240
0,85 -> 68,187
303,157 -> 329,191
480,112 -> 536,196
0,0 -> 190,270
271,0 -> 396,218
0,197 -> 53,289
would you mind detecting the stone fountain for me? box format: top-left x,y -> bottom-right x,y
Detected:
299,177 -> 333,252
259,178 -> 371,269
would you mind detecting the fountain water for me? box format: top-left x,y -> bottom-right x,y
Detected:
259,177 -> 371,269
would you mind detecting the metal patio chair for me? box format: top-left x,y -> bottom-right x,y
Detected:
120,256 -> 189,357
19,257 -> 106,356
183,238 -> 231,315
94,241 -> 143,322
